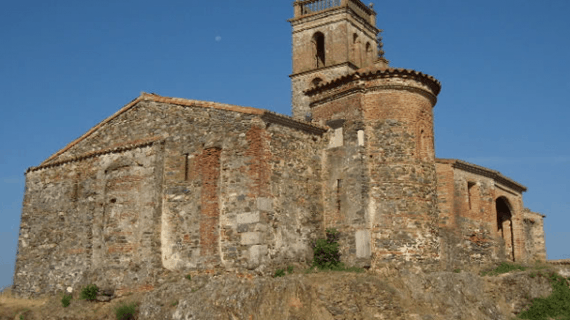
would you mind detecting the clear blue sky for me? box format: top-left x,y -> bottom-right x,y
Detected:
1,0 -> 569,289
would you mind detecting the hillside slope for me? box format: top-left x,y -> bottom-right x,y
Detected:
2,265 -> 569,320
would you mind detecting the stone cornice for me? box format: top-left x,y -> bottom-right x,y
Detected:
308,83 -> 438,108
261,111 -> 327,136
289,5 -> 346,25
436,158 -> 527,193
367,85 -> 438,106
290,7 -> 379,36
290,62 -> 358,79
27,138 -> 164,173
309,85 -> 364,108
306,67 -> 441,97
290,0 -> 376,27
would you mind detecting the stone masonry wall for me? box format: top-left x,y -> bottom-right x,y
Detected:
291,64 -> 356,120
308,73 -> 441,270
436,164 -> 502,271
311,84 -> 363,122
14,97 -> 327,296
523,209 -> 547,262
435,160 -> 541,271
14,143 -> 164,296
362,85 -> 440,270
157,104 -> 262,272
290,4 -> 378,120
323,119 -> 371,267
290,7 -> 377,75
266,122 -> 326,268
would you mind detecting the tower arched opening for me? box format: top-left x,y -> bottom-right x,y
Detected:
313,32 -> 326,68
365,42 -> 372,66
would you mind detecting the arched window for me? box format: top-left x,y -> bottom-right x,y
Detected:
365,42 -> 372,65
352,33 -> 360,66
418,128 -> 429,161
312,77 -> 323,87
313,32 -> 325,68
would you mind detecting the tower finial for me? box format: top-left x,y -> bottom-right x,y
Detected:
377,30 -> 385,59
376,30 -> 389,66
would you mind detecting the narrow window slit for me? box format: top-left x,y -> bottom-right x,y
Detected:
336,179 -> 342,212
184,153 -> 190,181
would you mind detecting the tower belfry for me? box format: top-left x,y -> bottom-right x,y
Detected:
289,0 -> 380,120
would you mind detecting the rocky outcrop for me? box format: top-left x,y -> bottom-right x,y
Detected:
137,268 -> 560,320
4,265 -> 569,320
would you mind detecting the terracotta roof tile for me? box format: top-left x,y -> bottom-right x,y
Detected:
436,158 -> 527,192
305,64 -> 441,96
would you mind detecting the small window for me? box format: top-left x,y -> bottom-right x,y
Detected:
336,179 -> 342,212
365,42 -> 372,65
467,182 -> 476,210
352,33 -> 360,66
184,153 -> 190,181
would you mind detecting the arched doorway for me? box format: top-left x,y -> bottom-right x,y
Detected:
496,197 -> 515,261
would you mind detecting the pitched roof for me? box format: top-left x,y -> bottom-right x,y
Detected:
38,93 -> 327,167
436,158 -> 527,193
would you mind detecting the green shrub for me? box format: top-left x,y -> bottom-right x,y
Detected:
311,228 -> 341,270
185,274 -> 192,281
274,269 -> 285,277
115,302 -> 137,320
80,284 -> 99,301
482,262 -> 526,276
287,265 -> 294,274
517,272 -> 570,319
18,308 -> 30,320
453,269 -> 461,273
61,293 -> 72,307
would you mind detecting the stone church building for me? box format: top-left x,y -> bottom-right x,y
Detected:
14,0 -> 546,296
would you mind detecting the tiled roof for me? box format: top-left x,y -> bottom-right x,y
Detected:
39,93 -> 327,167
305,64 -> 441,96
436,158 -> 527,193
142,93 -> 265,116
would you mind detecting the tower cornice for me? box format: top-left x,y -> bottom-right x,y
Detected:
305,67 -> 442,98
290,0 -> 376,26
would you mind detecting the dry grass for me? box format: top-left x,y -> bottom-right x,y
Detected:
0,287 -> 47,320
0,287 -> 142,320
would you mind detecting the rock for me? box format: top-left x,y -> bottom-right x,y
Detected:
95,295 -> 112,302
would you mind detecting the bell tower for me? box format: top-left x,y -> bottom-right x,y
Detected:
289,0 -> 380,120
